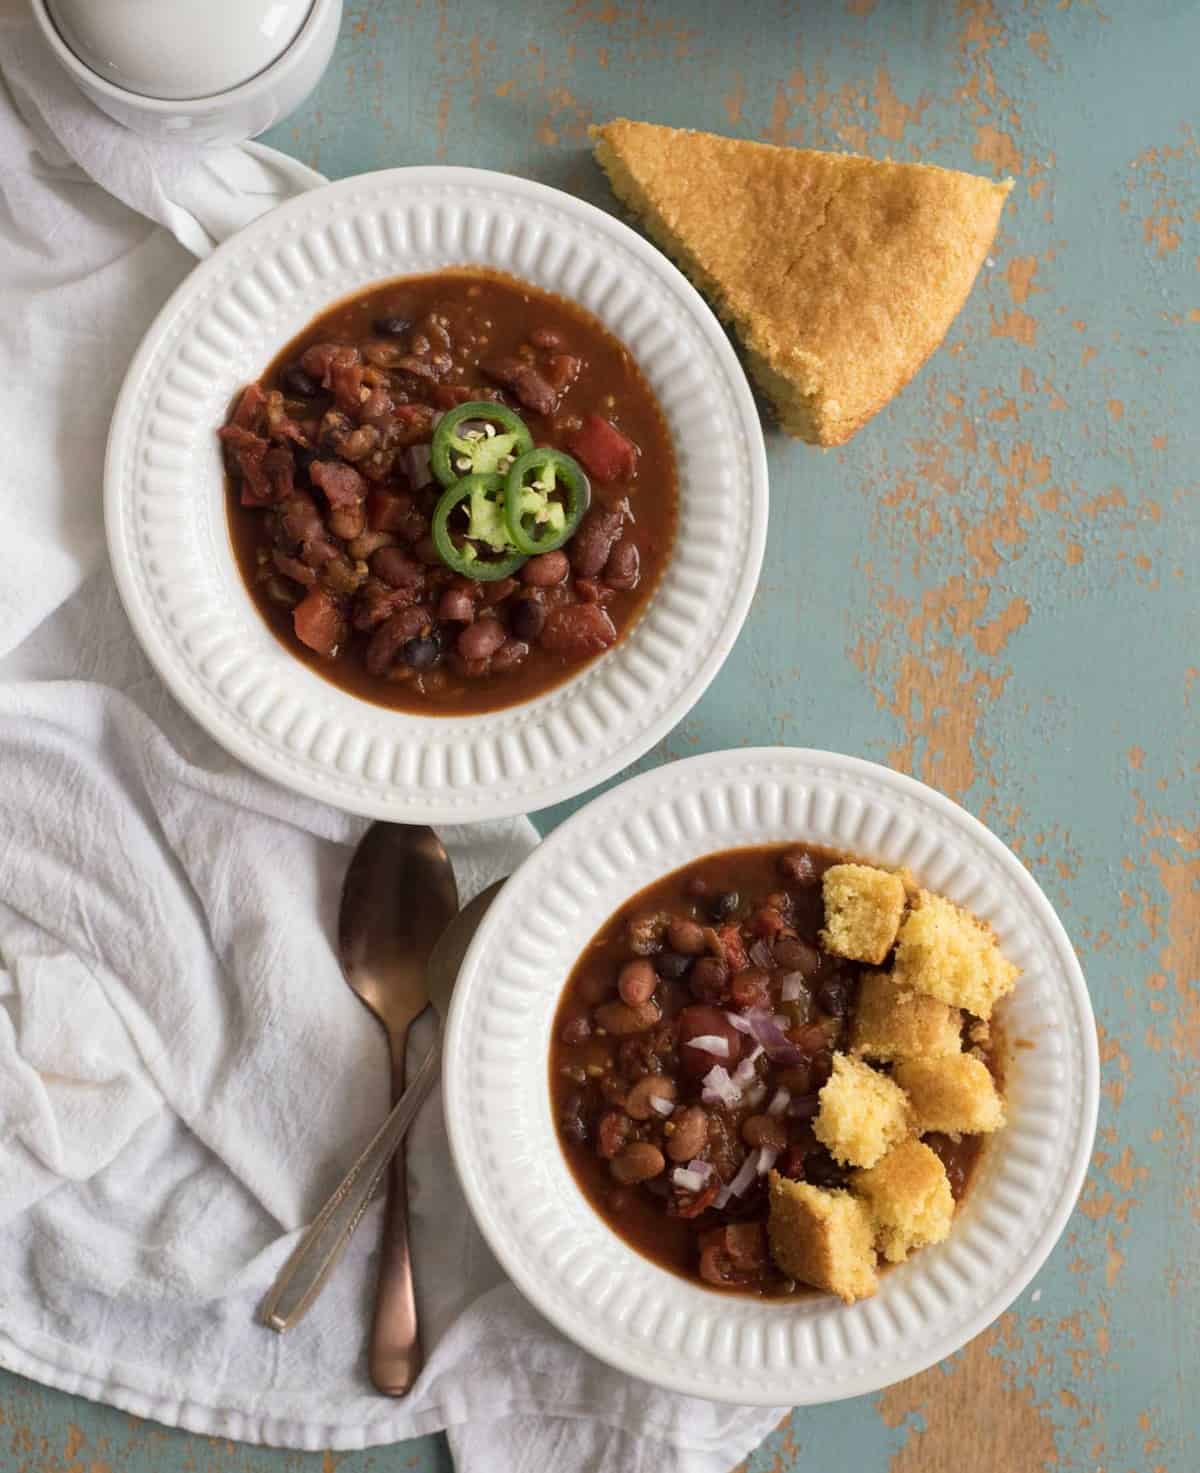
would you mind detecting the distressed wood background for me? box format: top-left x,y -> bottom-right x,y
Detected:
3,1 -> 1196,1469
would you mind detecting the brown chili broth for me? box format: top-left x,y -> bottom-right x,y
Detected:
549,843 -> 997,1298
226,268 -> 677,714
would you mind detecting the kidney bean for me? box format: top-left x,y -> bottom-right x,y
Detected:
569,506 -> 624,577
480,576 -> 519,606
510,596 -> 546,642
365,606 -> 431,675
667,918 -> 707,955
741,1115 -> 788,1151
456,618 -> 506,661
520,550 -> 570,586
438,586 -> 476,622
594,999 -> 662,1036
489,637 -> 529,673
618,958 -> 658,1008
664,1105 -> 709,1162
677,1004 -> 742,1078
603,538 -> 640,591
688,955 -> 729,1004
625,1074 -> 677,1121
610,1143 -> 665,1184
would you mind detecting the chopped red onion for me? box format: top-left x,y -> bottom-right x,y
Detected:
700,1064 -> 742,1109
686,1034 -> 730,1059
756,1145 -> 780,1176
727,1150 -> 760,1198
780,973 -> 806,1003
714,1183 -> 732,1210
725,1011 -> 754,1035
732,1044 -> 765,1088
685,1158 -> 715,1182
745,1007 -> 807,1067
748,938 -> 774,970
766,1087 -> 791,1117
672,1167 -> 707,1193
650,1095 -> 676,1118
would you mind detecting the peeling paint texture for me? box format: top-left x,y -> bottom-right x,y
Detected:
4,1 -> 1197,1470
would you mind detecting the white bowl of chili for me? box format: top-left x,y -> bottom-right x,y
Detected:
104,168 -> 768,821
443,747 -> 1099,1405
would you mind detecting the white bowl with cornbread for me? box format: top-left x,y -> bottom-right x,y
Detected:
443,747 -> 1098,1405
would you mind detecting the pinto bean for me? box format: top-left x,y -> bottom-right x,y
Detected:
610,1143 -> 666,1185
594,998 -> 662,1036
667,918 -> 707,955
741,1115 -> 788,1151
688,955 -> 729,1004
617,958 -> 658,1008
438,587 -> 476,622
456,618 -> 506,661
520,550 -> 570,586
625,1074 -> 677,1121
603,538 -> 640,590
489,637 -> 529,673
664,1105 -> 709,1162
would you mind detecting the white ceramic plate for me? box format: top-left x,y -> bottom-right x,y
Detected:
104,168 -> 768,821
443,747 -> 1099,1405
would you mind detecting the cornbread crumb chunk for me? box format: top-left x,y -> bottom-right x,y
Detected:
767,1173 -> 878,1303
814,1053 -> 912,1168
820,864 -> 907,965
851,1139 -> 954,1263
851,971 -> 963,1062
894,1053 -> 1006,1135
590,119 -> 1011,446
892,890 -> 1019,1019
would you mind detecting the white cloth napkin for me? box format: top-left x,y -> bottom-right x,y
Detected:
0,11 -> 786,1471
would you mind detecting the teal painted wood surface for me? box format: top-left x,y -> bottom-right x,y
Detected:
5,2 -> 1197,1470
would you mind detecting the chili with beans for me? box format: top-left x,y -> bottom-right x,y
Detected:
221,269 -> 677,714
550,844 -> 993,1298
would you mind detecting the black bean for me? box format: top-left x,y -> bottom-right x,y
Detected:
510,596 -> 547,643
282,364 -> 319,397
653,951 -> 692,981
816,979 -> 849,1017
373,315 -> 412,337
804,1149 -> 845,1189
708,890 -> 740,922
401,635 -> 441,670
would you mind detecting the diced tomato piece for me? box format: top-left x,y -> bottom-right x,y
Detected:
570,414 -> 638,482
292,589 -> 344,657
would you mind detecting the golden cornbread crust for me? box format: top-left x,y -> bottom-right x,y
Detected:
813,1052 -> 912,1168
894,1053 -> 1006,1135
851,970 -> 963,1062
767,1174 -> 878,1303
851,1139 -> 954,1263
892,890 -> 1020,1019
820,863 -> 906,964
591,119 -> 1012,446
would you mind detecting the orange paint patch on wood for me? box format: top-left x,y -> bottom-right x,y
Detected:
1128,745 -> 1146,770
872,67 -> 930,141
723,72 -> 746,126
990,308 -> 1039,346
973,123 -> 1024,176
846,0 -> 879,12
1026,29 -> 1050,62
876,1319 -> 1059,1473
1004,255 -> 1040,305
1107,398 -> 1125,421
973,595 -> 1030,655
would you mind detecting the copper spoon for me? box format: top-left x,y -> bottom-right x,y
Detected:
259,876 -> 505,1353
259,824 -> 458,1393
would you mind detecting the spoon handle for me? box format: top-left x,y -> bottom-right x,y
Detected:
259,1040 -> 439,1333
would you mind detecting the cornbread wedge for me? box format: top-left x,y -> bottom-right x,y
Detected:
852,1139 -> 955,1263
768,1174 -> 878,1303
813,1053 -> 912,1169
591,119 -> 1012,446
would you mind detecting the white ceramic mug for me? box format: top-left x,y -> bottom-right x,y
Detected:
30,0 -> 343,145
